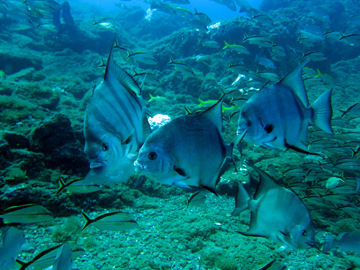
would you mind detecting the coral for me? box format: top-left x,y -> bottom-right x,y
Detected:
51,216 -> 82,243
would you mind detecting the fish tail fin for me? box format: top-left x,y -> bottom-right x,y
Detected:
311,89 -> 333,134
148,93 -> 154,102
92,18 -> 97,25
197,39 -> 202,44
198,99 -> 205,107
194,8 -> 198,15
81,213 -> 92,232
56,178 -> 66,194
322,234 -> 335,253
231,181 -> 250,216
168,57 -> 174,64
314,68 -> 323,78
114,38 -> 120,48
222,40 -> 230,50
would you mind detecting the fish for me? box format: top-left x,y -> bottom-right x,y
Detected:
168,57 -> 195,77
194,8 -> 211,25
255,55 -> 276,69
302,51 -> 327,61
187,191 -> 206,207
339,33 -> 360,46
81,212 -> 138,232
255,70 -> 280,82
132,70 -> 159,86
83,40 -> 151,186
227,62 -> 248,74
323,231 -> 360,253
232,163 -> 316,249
163,0 -> 190,4
170,5 -> 193,17
212,0 -> 236,11
92,19 -> 114,29
257,260 -> 288,270
198,39 -> 220,49
197,99 -> 218,107
57,178 -> 102,194
222,41 -> 250,54
188,19 -> 208,32
16,245 -> 85,270
0,204 -> 53,224
127,52 -> 157,65
243,34 -> 272,47
148,94 -> 172,105
325,177 -> 344,189
272,44 -> 286,57
52,243 -> 73,270
113,40 -> 135,64
252,13 -> 273,25
237,61 -> 333,154
0,227 -> 26,270
134,98 -> 245,194
150,1 -> 176,15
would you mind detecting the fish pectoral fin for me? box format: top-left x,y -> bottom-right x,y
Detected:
122,130 -> 134,145
264,124 -> 274,134
174,167 -> 187,177
237,230 -> 266,238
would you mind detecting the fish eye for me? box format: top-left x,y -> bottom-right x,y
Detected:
302,230 -> 307,236
102,143 -> 109,151
246,120 -> 252,126
148,152 -> 157,160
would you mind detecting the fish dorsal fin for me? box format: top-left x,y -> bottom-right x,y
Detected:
104,40 -> 142,96
141,110 -> 152,144
246,162 -> 280,200
201,97 -> 224,133
278,60 -> 310,107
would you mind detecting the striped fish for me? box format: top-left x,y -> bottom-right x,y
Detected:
81,212 -> 138,232
83,40 -> 151,186
16,245 -> 84,270
0,204 -> 53,224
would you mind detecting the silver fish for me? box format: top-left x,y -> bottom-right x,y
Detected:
52,243 -> 72,270
238,61 -> 333,154
134,98 -> 243,194
323,231 -> 360,253
0,227 -> 26,270
83,40 -> 151,186
232,163 -> 316,249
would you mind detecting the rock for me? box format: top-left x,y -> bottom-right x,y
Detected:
2,131 -> 30,149
30,113 -> 76,154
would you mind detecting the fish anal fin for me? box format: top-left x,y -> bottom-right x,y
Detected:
284,140 -> 319,155
200,184 -> 218,197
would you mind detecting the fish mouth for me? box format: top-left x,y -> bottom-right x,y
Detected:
134,160 -> 144,172
306,241 -> 316,248
90,162 -> 103,169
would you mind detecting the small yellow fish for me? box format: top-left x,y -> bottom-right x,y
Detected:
326,177 -> 344,189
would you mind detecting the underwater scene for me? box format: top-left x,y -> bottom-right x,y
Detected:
1,0 -> 360,269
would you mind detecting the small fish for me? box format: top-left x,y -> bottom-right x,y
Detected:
255,70 -> 280,82
150,1 -> 176,15
16,245 -> 85,270
83,40 -> 151,186
255,55 -> 276,69
232,163 -> 316,249
258,260 -> 288,270
132,70 -> 159,86
52,243 -> 73,270
188,19 -> 208,32
148,93 -> 172,105
325,177 -> 345,189
0,227 -> 26,270
92,19 -> 114,29
57,178 -> 102,194
187,191 -> 206,207
164,0 -> 190,4
170,5 -> 193,17
198,39 -> 220,49
81,212 -> 138,232
127,52 -> 157,65
194,8 -> 211,25
197,99 -> 218,107
0,205 -> 53,224
168,57 -> 195,77
243,34 -> 272,47
134,98 -> 245,194
302,51 -> 327,61
227,62 -> 248,74
223,41 -> 249,54
339,33 -> 360,46
212,0 -> 236,11
323,231 -> 360,253
323,30 -> 341,41
308,6 -> 331,24
114,40 -> 135,64
238,61 -> 333,154
252,13 -> 273,25
272,44 -> 286,57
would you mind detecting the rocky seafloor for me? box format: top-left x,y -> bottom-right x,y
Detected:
1,0 -> 360,268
